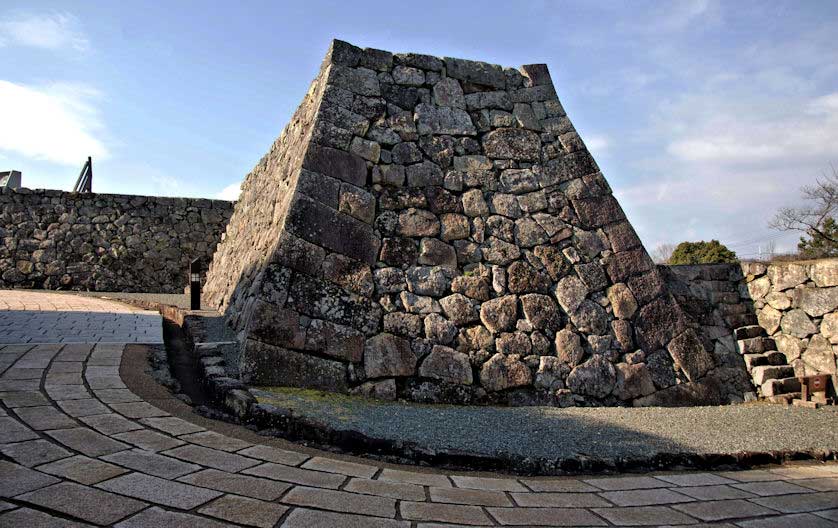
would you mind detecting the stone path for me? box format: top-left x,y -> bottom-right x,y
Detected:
1,291 -> 838,526
0,290 -> 163,344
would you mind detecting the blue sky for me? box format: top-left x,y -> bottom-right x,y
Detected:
1,1 -> 837,257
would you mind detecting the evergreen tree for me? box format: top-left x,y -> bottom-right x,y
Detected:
797,217 -> 838,258
668,240 -> 739,265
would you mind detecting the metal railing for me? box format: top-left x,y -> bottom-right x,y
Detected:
73,156 -> 93,193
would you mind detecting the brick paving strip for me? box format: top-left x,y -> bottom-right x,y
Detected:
0,291 -> 837,526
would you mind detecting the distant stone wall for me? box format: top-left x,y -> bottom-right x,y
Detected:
666,259 -> 838,400
0,187 -> 233,292
742,260 -> 838,388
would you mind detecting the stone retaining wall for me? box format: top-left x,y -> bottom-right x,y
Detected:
205,40 -> 746,408
0,187 -> 233,292
666,260 -> 838,398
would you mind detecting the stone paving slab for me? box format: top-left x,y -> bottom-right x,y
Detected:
1,292 -> 838,527
0,290 -> 163,344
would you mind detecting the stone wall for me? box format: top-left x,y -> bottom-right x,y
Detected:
666,260 -> 838,401
0,187 -> 233,292
204,39 -> 747,408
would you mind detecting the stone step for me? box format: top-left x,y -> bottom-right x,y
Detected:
734,325 -> 764,340
752,365 -> 795,385
764,351 -> 788,366
745,352 -> 789,369
737,336 -> 776,355
761,376 -> 802,397
726,313 -> 758,328
765,392 -> 801,405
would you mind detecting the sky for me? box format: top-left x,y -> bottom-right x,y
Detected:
1,1 -> 837,257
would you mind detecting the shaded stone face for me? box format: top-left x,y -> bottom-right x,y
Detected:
200,39 -> 715,407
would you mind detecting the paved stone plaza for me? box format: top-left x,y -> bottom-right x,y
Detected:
0,291 -> 837,526
0,291 -> 163,345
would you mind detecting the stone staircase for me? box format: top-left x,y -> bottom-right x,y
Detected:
734,322 -> 801,403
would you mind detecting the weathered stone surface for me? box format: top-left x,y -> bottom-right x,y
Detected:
482,128 -> 540,161
322,253 -> 374,296
757,305 -> 782,335
612,362 -> 656,400
398,209 -> 440,237
303,319 -> 365,363
420,346 -> 473,385
566,355 -> 616,398
810,260 -> 838,287
440,293 -> 479,325
480,353 -> 532,392
415,103 -> 476,136
364,334 -> 417,378
424,313 -> 458,345
774,334 -> 804,361
496,332 -> 532,355
380,238 -> 418,267
383,312 -> 423,337
570,300 -> 609,335
418,238 -> 457,268
514,218 -> 549,247
480,295 -> 518,334
350,379 -> 397,400
400,292 -> 441,314
575,262 -> 608,291
792,286 -> 838,317
450,275 -> 492,301
507,261 -> 550,293
406,266 -> 453,297
445,57 -> 506,88
765,291 -> 791,310
747,276 -> 771,300
433,78 -> 466,108
439,214 -> 470,241
246,301 -> 305,349
286,195 -> 380,265
534,356 -> 568,391
302,144 -> 367,187
635,296 -> 687,351
461,189 -> 489,217
607,283 -> 638,320
500,169 -> 539,194
821,312 -> 838,343
520,294 -> 561,331
555,329 -> 584,366
780,309 -> 817,337
241,340 -> 348,390
667,329 -> 715,382
482,237 -> 520,265
553,275 -> 588,314
768,263 -> 808,291
799,335 -> 838,375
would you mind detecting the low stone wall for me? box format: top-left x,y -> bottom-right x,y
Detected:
743,259 -> 838,388
666,259 -> 838,399
0,187 -> 233,292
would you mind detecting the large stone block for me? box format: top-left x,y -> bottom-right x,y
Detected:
302,144 -> 367,187
240,340 -> 348,391
419,346 -> 473,385
364,333 -> 416,378
285,195 -> 379,265
666,329 -> 715,382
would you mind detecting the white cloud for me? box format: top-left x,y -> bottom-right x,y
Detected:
0,80 -> 108,166
217,181 -> 242,201
0,12 -> 89,52
666,91 -> 838,165
584,134 -> 609,153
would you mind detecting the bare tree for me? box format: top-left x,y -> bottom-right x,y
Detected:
651,243 -> 676,264
769,165 -> 838,246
